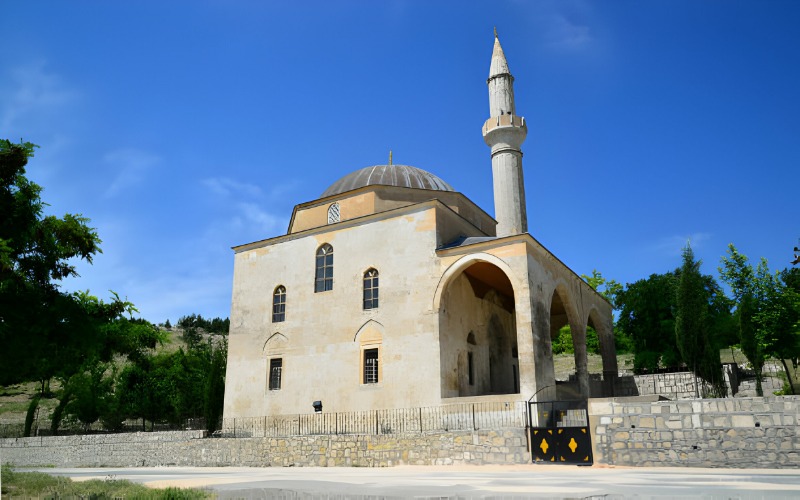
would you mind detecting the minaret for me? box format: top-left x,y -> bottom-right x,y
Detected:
482,32 -> 528,237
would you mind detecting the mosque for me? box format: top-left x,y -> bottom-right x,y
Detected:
222,35 -> 616,419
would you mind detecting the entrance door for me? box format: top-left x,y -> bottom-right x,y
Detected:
528,400 -> 592,464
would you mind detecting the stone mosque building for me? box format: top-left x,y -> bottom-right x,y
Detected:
223,35 -> 616,419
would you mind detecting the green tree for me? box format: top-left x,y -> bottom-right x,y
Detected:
616,272 -> 681,372
203,337 -> 227,433
719,245 -> 770,395
63,360 -> 113,429
581,269 -> 623,307
675,244 -> 726,397
0,139 -> 102,386
675,245 -> 705,395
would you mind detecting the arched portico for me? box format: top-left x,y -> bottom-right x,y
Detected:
435,253 -> 548,401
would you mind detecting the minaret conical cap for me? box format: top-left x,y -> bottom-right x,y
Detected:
489,35 -> 511,78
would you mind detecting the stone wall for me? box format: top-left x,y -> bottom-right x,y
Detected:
613,362 -> 786,400
589,396 -> 800,468
0,428 -> 529,468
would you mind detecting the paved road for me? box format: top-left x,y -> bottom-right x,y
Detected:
30,465 -> 800,499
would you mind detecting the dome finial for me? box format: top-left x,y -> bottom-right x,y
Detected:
389,150 -> 393,167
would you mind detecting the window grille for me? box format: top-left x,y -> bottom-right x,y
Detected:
327,203 -> 340,224
315,244 -> 333,292
363,268 -> 379,310
272,286 -> 286,322
363,348 -> 379,384
269,358 -> 282,390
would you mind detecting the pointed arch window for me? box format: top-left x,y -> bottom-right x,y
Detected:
363,268 -> 379,310
272,286 -> 286,322
327,202 -> 340,224
315,244 -> 334,292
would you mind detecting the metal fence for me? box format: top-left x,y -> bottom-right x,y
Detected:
2,401 -> 527,439
217,400 -> 527,438
0,418 -> 208,439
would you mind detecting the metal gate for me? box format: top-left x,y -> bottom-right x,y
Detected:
528,400 -> 592,464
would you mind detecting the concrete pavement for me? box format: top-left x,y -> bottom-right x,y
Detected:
29,464 -> 800,499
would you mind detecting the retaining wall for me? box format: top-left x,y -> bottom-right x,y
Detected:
589,395 -> 800,468
5,396 -> 800,469
0,428 -> 529,468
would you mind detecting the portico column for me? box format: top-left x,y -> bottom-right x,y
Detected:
597,317 -> 618,397
529,296 -> 556,400
571,323 -> 590,399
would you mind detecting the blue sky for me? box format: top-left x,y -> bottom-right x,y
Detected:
2,1 -> 798,323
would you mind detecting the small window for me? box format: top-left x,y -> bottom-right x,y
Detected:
468,351 -> 474,386
269,358 -> 282,390
363,348 -> 379,384
363,268 -> 379,310
327,202 -> 340,224
315,244 -> 333,292
272,286 -> 286,322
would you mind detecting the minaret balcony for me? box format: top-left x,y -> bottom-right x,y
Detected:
482,114 -> 527,151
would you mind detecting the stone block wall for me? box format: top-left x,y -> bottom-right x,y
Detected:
613,362 -> 786,400
589,396 -> 800,468
0,428 -> 529,468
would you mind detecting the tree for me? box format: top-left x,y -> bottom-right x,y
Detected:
720,245 -> 770,395
581,269 -> 622,307
616,272 -> 681,372
719,244 -> 800,396
0,139 -> 102,386
675,245 -> 705,396
675,244 -> 726,397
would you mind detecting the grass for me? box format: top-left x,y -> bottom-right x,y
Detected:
1,463 -> 213,499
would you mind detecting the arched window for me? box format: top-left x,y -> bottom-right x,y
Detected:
327,202 -> 340,224
315,244 -> 334,292
272,286 -> 286,322
363,268 -> 379,310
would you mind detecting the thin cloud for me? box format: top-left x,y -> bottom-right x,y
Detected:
103,148 -> 160,198
544,14 -> 593,50
202,177 -> 262,198
236,201 -> 283,234
0,61 -> 78,132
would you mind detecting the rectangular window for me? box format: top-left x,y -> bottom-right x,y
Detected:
315,253 -> 334,292
272,287 -> 286,323
363,269 -> 379,310
468,351 -> 474,386
363,348 -> 379,384
269,358 -> 282,390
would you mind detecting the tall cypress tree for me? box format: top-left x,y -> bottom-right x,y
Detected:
675,244 -> 707,397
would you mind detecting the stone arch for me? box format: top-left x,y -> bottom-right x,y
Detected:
436,255 -> 519,398
548,281 -> 580,338
433,253 -> 521,312
263,332 -> 288,356
353,319 -> 385,343
547,282 -> 589,399
354,320 -> 384,385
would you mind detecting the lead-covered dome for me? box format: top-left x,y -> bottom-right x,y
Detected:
321,164 -> 454,198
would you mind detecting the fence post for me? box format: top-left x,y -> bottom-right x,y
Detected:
471,403 -> 476,431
